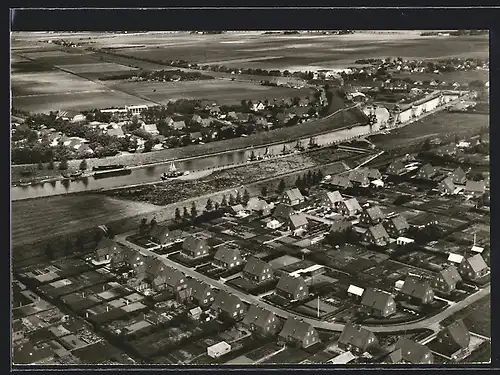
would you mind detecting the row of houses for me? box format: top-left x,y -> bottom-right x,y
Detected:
325,167 -> 384,190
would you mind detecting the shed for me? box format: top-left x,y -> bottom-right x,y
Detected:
207,341 -> 231,358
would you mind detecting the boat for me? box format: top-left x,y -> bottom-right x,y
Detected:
93,165 -> 131,179
70,170 -> 84,180
308,137 -> 320,149
281,144 -> 292,155
161,161 -> 186,180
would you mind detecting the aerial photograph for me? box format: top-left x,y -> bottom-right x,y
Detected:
11,30 -> 490,366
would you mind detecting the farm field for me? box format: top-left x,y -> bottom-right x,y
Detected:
369,112 -> 489,149
393,70 -> 489,85
11,195 -> 161,248
111,80 -> 315,105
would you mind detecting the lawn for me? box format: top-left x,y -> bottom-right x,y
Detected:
111,80 -> 315,106
11,195 -> 161,248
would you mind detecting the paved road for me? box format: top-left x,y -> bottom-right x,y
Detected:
116,232 -> 490,335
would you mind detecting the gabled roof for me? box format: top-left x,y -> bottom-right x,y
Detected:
451,167 -> 466,182
417,164 -> 438,179
246,197 -> 270,211
231,204 -> 246,213
213,246 -> 242,264
107,127 -> 125,137
387,160 -> 406,173
438,265 -> 462,286
279,317 -> 315,342
325,191 -> 343,204
357,167 -> 381,180
442,319 -> 470,349
200,118 -> 212,127
349,169 -> 370,184
329,175 -> 353,189
386,348 -> 403,363
368,223 -> 390,240
360,288 -> 395,312
276,274 -> 306,296
395,338 -> 433,364
272,204 -> 295,220
148,224 -> 173,244
142,124 -> 158,133
172,120 -> 186,129
465,180 -> 486,193
242,305 -> 276,328
365,206 -> 386,221
400,276 -> 433,300
187,279 -> 213,300
162,267 -> 186,288
182,235 -> 208,252
211,290 -> 244,314
338,323 -> 377,352
464,254 -> 488,273
389,215 -> 409,232
243,256 -> 272,277
284,188 -> 304,203
96,236 -> 116,252
330,217 -> 352,233
440,177 -> 456,192
342,198 -> 362,213
289,213 -> 308,229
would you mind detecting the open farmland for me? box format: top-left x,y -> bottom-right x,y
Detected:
369,112 -> 489,149
393,70 -> 489,85
111,80 -> 314,105
11,195 -> 161,248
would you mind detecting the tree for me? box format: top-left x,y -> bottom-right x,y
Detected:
140,217 -> 149,234
242,189 -> 250,204
144,139 -> 154,152
295,175 -> 303,190
205,198 -> 213,212
45,244 -> 54,260
316,169 -> 324,182
174,207 -> 182,222
306,170 -> 313,186
150,217 -> 157,228
236,190 -> 242,204
214,201 -> 220,211
37,161 -> 44,170
249,150 -> 256,161
422,138 -> 432,151
190,202 -> 198,219
221,194 -> 228,207
48,159 -> 55,170
58,158 -> 68,171
277,178 -> 286,194
183,206 -> 190,221
261,186 -> 268,197
229,194 -> 237,206
79,158 -> 88,171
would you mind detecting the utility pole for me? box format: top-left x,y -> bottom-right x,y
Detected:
317,296 -> 320,318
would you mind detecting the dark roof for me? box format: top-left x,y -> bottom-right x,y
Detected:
211,290 -> 245,315
365,206 -> 386,221
243,257 -> 272,277
242,305 -> 276,328
182,236 -> 208,252
330,217 -> 353,233
417,164 -> 438,179
187,279 -> 213,301
213,246 -> 243,264
442,319 -> 470,349
95,237 -> 117,256
279,317 -> 315,342
387,160 -> 406,173
386,348 -> 403,363
395,338 -> 433,364
349,169 -> 370,184
289,213 -> 308,229
439,266 -> 462,287
389,215 -> 409,232
465,180 -> 486,193
368,223 -> 390,240
148,224 -> 174,244
360,288 -> 395,313
400,276 -> 433,300
440,177 -> 456,192
276,274 -> 307,296
338,323 -> 377,352
465,254 -> 488,273
451,167 -> 466,181
273,204 -> 295,220
329,175 -> 353,189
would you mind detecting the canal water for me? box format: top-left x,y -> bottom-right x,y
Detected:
11,124 -> 374,200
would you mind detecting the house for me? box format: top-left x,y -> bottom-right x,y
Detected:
110,245 -> 136,269
416,164 -> 438,180
384,215 -> 409,237
321,190 -> 343,209
272,204 -> 295,222
94,237 -> 120,264
229,204 -> 247,217
242,306 -> 281,336
360,288 -> 397,318
189,132 -> 203,142
330,217 -> 353,234
363,224 -> 390,247
107,127 -> 125,138
148,224 -> 181,245
75,143 -> 94,156
251,102 -> 266,112
438,177 -> 456,195
435,143 -> 457,157
347,285 -> 365,301
146,259 -> 187,293
210,106 -> 221,116
275,274 -> 308,301
236,113 -> 250,123
408,213 -> 439,229
210,291 -> 247,321
360,206 -> 386,225
191,114 -> 203,124
278,317 -> 319,349
126,251 -> 149,280
141,123 -> 159,135
298,97 -> 309,107
163,117 -> 174,127
212,246 -> 243,270
357,167 -> 382,180
464,180 -> 486,196
282,188 -> 305,206
394,338 -> 434,364
200,118 -> 212,127
252,116 -> 269,127
189,306 -> 202,321
450,167 -> 467,185
226,111 -> 238,121
448,253 -> 464,265
384,348 -> 403,364
246,197 -> 272,216
329,175 -> 353,189
182,236 -> 209,259
242,257 -> 273,284
266,219 -> 283,230
338,323 -> 378,355
187,279 -> 215,307
288,213 -> 308,234
172,121 -> 186,130
458,254 -> 489,281
348,170 -> 370,187
386,160 -> 407,176
436,320 -> 471,356
276,112 -> 295,124
399,276 -> 434,304
338,198 -> 362,217
285,106 -> 310,118
432,265 -> 462,294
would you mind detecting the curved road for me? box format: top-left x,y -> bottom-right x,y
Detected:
116,232 -> 490,334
